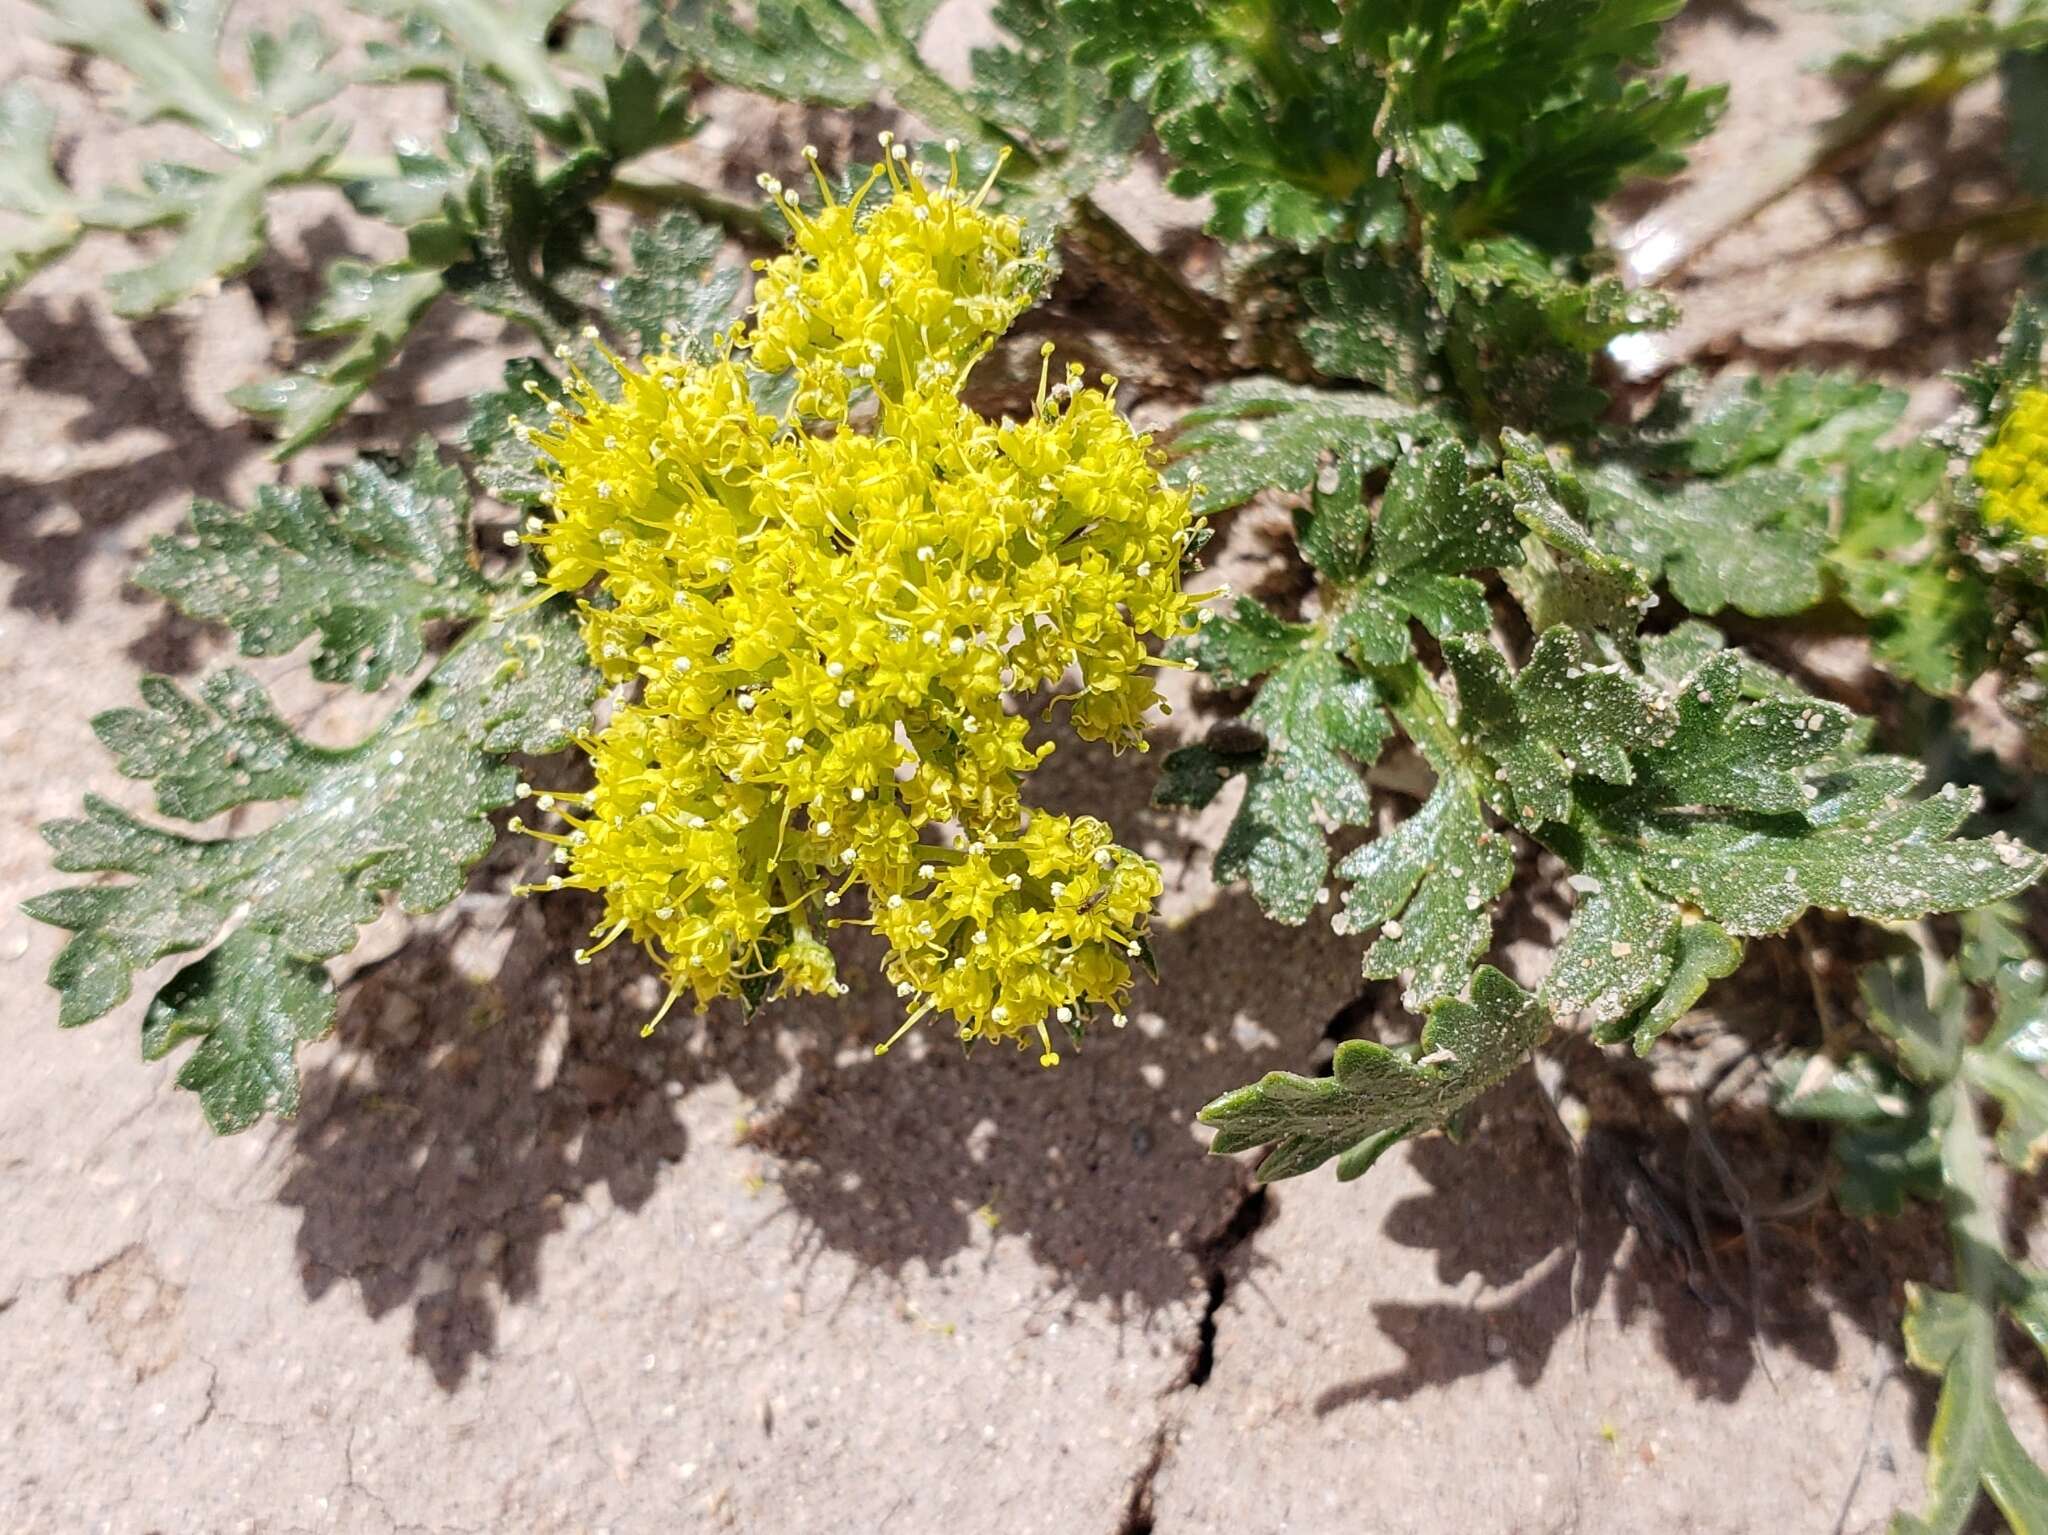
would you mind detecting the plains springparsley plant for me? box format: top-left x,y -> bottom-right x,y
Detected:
1977,386 -> 2048,537
512,141 -> 1207,1066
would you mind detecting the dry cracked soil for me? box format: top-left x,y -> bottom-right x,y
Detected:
2,2 -> 2043,1533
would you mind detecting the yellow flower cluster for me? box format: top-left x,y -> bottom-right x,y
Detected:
1977,387 -> 2048,539
513,142 -> 1204,1066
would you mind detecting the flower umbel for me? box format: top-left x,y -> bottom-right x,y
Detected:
1976,387 -> 2048,539
517,144 -> 1204,1065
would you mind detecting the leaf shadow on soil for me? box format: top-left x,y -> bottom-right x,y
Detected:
269,706 -> 1964,1423
0,296 -> 242,622
272,725 -> 1342,1390
1305,942 -> 1955,1421
0,216 -> 500,625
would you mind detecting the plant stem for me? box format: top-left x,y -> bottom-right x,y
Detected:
605,174 -> 779,243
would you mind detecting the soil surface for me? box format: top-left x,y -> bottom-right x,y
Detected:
1,4 -> 2041,1533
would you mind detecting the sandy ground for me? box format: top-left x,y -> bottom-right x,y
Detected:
0,3 -> 2040,1532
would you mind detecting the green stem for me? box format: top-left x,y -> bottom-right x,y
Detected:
1367,657 -> 1476,783
604,174 -> 779,243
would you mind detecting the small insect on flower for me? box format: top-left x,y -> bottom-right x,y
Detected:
1976,387 -> 2048,540
516,143 -> 1208,1067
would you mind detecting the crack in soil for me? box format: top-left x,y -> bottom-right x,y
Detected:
1112,983 -> 1385,1529
1115,1423 -> 1171,1535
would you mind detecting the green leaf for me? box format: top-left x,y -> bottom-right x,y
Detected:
605,208 -> 743,354
1445,627 -> 1672,820
1835,1112 -> 1946,1219
1199,967 -> 1547,1182
670,0 -> 1134,226
1325,439 -> 1521,665
103,121 -> 348,317
1626,775 -> 2046,936
1829,443 -> 1991,695
1584,464 -> 1830,618
1658,369 -> 1907,477
231,262 -> 445,456
137,439 -> 496,690
1177,597 -> 1312,689
1498,434 -> 1651,633
968,0 -> 1147,210
24,597 -> 596,1032
462,357 -> 563,508
1518,644 -> 2044,1026
92,670 -> 327,821
0,84 -> 86,296
1169,378 -> 1446,515
1598,917 -> 1742,1054
566,48 -> 697,160
36,0 -> 297,148
354,0 -> 575,119
1300,249 -> 1439,394
140,930 -> 335,1133
1206,646 -> 1390,924
1334,773 -> 1513,1009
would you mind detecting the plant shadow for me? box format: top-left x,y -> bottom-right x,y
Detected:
274,719 -> 1358,1389
1308,940 -> 1953,1420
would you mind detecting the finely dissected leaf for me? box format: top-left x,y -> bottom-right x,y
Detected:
0,84 -> 87,296
137,440 -> 495,690
104,121 -> 349,317
24,0 -> 351,315
1819,932 -> 2048,1535
92,670 -> 328,821
1199,967 -> 1547,1182
605,209 -> 743,354
1584,464 -> 1830,618
669,0 -> 1136,224
36,0 -> 302,148
23,597 -> 596,1031
1208,646 -> 1391,924
1334,774 -> 1513,1009
1959,910 -> 2048,1174
1169,378 -> 1446,515
1327,439 -> 1521,665
140,930 -> 335,1133
462,356 -> 564,508
1498,434 -> 1651,633
1829,443 -> 1990,695
1892,1153 -> 2048,1535
354,0 -> 576,119
364,75 -> 623,347
231,261 -> 445,456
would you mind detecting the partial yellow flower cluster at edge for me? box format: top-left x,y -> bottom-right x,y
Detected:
510,138 -> 1210,1067
1976,386 -> 2048,540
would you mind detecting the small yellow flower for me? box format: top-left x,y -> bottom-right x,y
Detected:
1976,387 -> 2048,539
517,145 -> 1206,1066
